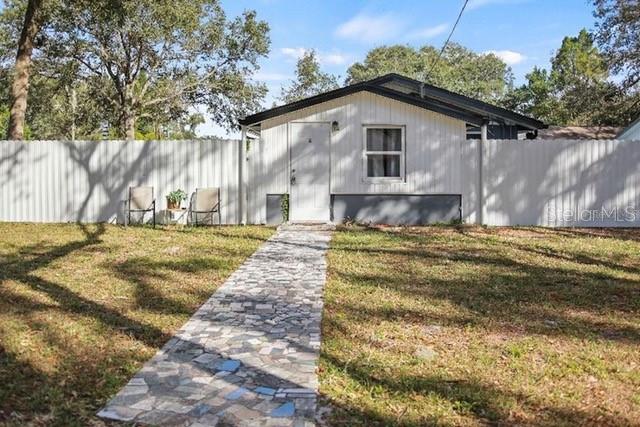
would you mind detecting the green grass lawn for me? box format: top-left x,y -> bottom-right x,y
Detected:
0,223 -> 273,426
320,226 -> 640,426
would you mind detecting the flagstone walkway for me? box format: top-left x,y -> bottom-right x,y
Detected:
98,225 -> 332,427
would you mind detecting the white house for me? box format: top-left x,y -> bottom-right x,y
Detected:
239,73 -> 546,225
4,75 -> 640,227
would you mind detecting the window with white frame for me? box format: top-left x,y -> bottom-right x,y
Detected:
363,126 -> 405,180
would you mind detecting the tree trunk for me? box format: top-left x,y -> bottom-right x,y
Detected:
7,0 -> 44,140
124,112 -> 136,140
69,86 -> 77,141
121,85 -> 136,140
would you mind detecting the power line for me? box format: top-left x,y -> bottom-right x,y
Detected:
425,0 -> 470,80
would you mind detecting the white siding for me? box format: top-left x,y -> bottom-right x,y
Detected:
0,139 -> 241,224
248,92 -> 468,223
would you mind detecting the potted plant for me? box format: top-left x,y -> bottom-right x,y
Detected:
166,189 -> 187,210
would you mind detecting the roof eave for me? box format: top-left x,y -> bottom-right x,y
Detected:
239,82 -> 369,126
380,73 -> 546,130
239,73 -> 547,130
239,84 -> 485,127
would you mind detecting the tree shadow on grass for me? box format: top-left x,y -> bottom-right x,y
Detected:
0,224 -> 172,348
0,345 -> 55,425
329,227 -> 640,344
322,226 -> 640,425
320,350 -> 632,427
0,319 -> 164,426
0,224 -> 173,423
108,256 -> 236,316
0,223 -> 273,425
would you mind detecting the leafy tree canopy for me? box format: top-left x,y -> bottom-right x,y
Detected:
505,29 -> 638,126
50,0 -> 270,139
279,50 -> 339,104
346,43 -> 514,105
593,0 -> 640,90
0,0 -> 270,139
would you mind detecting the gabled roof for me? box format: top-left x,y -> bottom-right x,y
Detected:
239,73 -> 547,130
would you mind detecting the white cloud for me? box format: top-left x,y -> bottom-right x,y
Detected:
321,52 -> 349,65
280,47 -> 349,66
334,13 -> 402,43
409,23 -> 449,40
280,47 -> 308,60
467,0 -> 526,11
484,50 -> 527,65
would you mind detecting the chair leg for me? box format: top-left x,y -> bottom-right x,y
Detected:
218,209 -> 221,226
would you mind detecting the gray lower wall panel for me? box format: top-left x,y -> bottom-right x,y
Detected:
266,194 -> 285,225
331,194 -> 461,225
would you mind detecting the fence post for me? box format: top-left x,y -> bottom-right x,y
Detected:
477,122 -> 487,225
239,126 -> 247,225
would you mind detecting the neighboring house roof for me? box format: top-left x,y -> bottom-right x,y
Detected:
240,73 -> 547,130
538,126 -> 623,140
618,116 -> 640,139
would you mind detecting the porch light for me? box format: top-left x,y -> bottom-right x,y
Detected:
331,121 -> 340,132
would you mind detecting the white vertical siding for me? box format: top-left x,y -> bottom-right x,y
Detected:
249,91 -> 468,223
0,139 -> 241,224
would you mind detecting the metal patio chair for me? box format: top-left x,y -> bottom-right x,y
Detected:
127,186 -> 156,227
189,187 -> 221,226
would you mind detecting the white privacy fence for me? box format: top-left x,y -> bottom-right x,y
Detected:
1,138 -> 640,227
0,139 -> 241,224
479,139 -> 640,227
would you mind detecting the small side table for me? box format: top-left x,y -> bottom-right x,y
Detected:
159,208 -> 188,225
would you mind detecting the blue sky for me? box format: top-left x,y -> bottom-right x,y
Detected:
201,0 -> 596,137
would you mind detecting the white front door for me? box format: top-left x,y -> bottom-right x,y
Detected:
289,122 -> 330,222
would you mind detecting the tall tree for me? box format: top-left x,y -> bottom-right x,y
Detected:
593,0 -> 640,90
503,67 -> 560,123
279,50 -> 339,104
6,0 -> 44,140
506,29 -> 632,126
346,44 -> 513,105
48,0 -> 270,139
550,29 -> 613,125
550,29 -> 608,88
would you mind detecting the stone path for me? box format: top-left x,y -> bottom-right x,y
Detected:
98,225 -> 332,426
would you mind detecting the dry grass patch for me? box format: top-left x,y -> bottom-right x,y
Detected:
0,223 -> 273,426
320,225 -> 640,426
